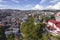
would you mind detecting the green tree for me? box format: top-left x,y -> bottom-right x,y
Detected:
0,24 -> 10,40
7,32 -> 14,40
43,16 -> 51,22
42,33 -> 48,40
21,16 -> 49,40
50,15 -> 55,20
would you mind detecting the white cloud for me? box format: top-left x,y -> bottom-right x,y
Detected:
0,1 -> 60,10
0,0 -> 5,2
32,2 -> 60,10
25,4 -> 32,7
32,4 -> 43,10
50,0 -> 59,3
0,4 -> 8,9
52,2 -> 60,9
0,4 -> 21,9
45,6 -> 52,9
46,2 -> 60,10
12,0 -> 19,3
40,0 -> 46,3
0,4 -> 6,7
0,0 -> 3,2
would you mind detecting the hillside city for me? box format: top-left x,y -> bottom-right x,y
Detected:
0,9 -> 60,40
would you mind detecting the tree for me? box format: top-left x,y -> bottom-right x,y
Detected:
0,24 -> 10,40
43,16 -> 50,22
7,32 -> 14,40
50,15 -> 55,20
42,33 -> 48,40
21,16 -> 35,40
21,16 -> 49,40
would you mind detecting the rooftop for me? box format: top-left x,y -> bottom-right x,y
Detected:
48,20 -> 58,24
48,20 -> 60,28
55,12 -> 60,17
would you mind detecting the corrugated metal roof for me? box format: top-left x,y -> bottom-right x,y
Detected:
56,23 -> 60,28
48,20 -> 57,24
48,20 -> 60,28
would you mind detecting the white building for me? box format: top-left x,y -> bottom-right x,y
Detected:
55,12 -> 60,22
46,20 -> 60,36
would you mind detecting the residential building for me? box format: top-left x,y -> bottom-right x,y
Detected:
55,12 -> 60,22
46,20 -> 60,36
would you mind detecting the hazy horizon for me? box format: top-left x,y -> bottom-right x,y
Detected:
0,0 -> 60,10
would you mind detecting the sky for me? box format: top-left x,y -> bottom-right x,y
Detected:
0,0 -> 60,10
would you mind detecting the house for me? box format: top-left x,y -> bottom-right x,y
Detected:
22,18 -> 28,22
46,20 -> 60,36
55,12 -> 60,22
46,12 -> 60,36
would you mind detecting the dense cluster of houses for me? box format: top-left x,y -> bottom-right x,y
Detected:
46,12 -> 60,36
0,11 -> 56,39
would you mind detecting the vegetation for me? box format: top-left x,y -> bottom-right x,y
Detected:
21,16 -> 49,40
7,32 -> 14,40
1,14 -> 55,40
50,15 -> 55,20
0,25 -> 10,40
42,14 -> 55,22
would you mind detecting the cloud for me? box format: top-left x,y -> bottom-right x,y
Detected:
40,0 -> 46,3
0,4 -> 8,9
0,4 -> 12,9
50,0 -> 59,3
32,4 -> 43,10
0,0 -> 3,2
0,4 -> 6,7
25,4 -> 32,7
45,2 -> 60,10
0,4 -> 21,9
0,1 -> 60,10
45,6 -> 52,9
52,2 -> 60,9
0,0 -> 5,2
12,0 -> 19,3
32,2 -> 60,10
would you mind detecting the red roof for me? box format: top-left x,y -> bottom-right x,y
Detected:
48,26 -> 55,30
57,31 -> 60,33
48,20 -> 60,28
56,23 -> 60,28
48,20 -> 58,24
